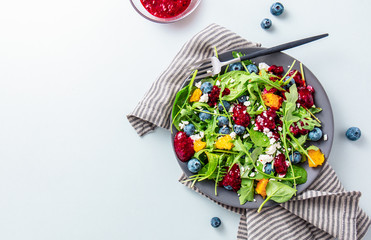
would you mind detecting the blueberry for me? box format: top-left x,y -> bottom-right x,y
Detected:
289,151 -> 302,164
283,77 -> 295,90
264,163 -> 274,174
346,127 -> 361,141
211,217 -> 221,228
184,124 -> 195,136
247,64 -> 259,74
270,2 -> 284,16
234,125 -> 246,135
308,127 -> 323,141
199,110 -> 212,121
200,82 -> 213,94
229,62 -> 243,71
261,18 -> 272,29
238,95 -> 248,103
217,116 -> 229,127
223,185 -> 233,191
187,158 -> 202,173
219,126 -> 230,134
218,100 -> 231,112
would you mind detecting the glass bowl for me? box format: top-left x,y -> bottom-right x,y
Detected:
130,0 -> 201,24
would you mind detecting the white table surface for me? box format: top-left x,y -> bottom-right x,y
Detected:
0,0 -> 370,239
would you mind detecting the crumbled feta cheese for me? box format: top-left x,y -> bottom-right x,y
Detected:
258,105 -> 263,110
229,105 -> 234,113
229,78 -> 235,84
199,132 -> 205,138
265,142 -> 281,155
251,120 -> 255,124
178,120 -> 189,130
297,103 -> 300,108
253,126 -> 259,131
270,138 -> 276,144
263,128 -> 270,134
243,133 -> 250,139
190,134 -> 202,141
199,94 -> 209,103
278,126 -> 283,131
253,199 -> 257,202
230,132 -> 237,139
195,81 -> 202,88
216,80 -> 221,86
267,132 -> 273,138
258,62 -> 270,71
263,112 -> 268,118
243,101 -> 251,107
258,154 -> 274,164
249,172 -> 256,177
324,134 -> 328,141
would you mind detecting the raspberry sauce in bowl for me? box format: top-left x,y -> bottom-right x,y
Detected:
130,0 -> 201,23
140,0 -> 191,19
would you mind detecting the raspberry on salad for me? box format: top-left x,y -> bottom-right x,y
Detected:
174,131 -> 194,162
221,164 -> 241,191
255,108 -> 277,131
273,153 -> 288,175
232,104 -> 251,127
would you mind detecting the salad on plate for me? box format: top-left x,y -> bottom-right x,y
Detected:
172,52 -> 326,211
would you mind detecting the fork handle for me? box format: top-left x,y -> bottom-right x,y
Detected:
240,33 -> 329,62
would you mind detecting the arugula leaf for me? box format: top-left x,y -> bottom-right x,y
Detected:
237,178 -> 254,204
257,181 -> 297,212
284,165 -> 307,185
198,152 -> 220,180
232,51 -> 253,66
249,128 -> 270,147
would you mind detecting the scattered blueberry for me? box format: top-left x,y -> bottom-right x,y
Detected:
224,185 -> 233,191
247,64 -> 259,74
308,127 -> 323,141
346,127 -> 361,141
217,116 -> 229,127
264,162 -> 274,174
218,100 -> 231,112
289,151 -> 302,164
199,110 -> 212,121
238,95 -> 248,103
184,124 -> 195,136
219,126 -> 231,134
200,82 -> 213,94
270,2 -> 284,16
283,77 -> 295,90
187,158 -> 202,173
211,217 -> 221,228
261,18 -> 272,29
234,125 -> 246,135
229,62 -> 243,71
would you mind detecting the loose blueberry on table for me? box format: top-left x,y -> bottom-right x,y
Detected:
261,18 -> 272,29
346,127 -> 361,141
211,217 -> 221,228
270,2 -> 284,16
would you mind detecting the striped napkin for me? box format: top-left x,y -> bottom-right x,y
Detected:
127,23 -> 371,239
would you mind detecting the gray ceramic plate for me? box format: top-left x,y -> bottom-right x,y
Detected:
171,48 -> 334,209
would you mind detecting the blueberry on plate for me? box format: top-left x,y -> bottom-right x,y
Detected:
234,125 -> 246,135
217,116 -> 229,127
247,64 -> 259,74
270,2 -> 284,16
229,62 -> 243,71
211,217 -> 221,228
261,18 -> 272,29
187,158 -> 201,173
289,151 -> 302,164
219,126 -> 231,135
200,82 -> 213,94
199,110 -> 212,121
346,127 -> 361,141
184,124 -> 195,136
238,95 -> 248,103
264,162 -> 274,174
218,100 -> 231,112
308,127 -> 323,141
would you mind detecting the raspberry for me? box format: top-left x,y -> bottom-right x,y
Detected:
208,86 -> 220,107
297,86 -> 314,108
222,88 -> 230,96
232,104 -> 251,127
289,121 -> 309,136
255,108 -> 277,131
274,153 -> 288,175
268,65 -> 284,75
221,164 -> 241,191
174,131 -> 194,162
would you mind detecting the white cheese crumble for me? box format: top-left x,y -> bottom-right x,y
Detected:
324,134 -> 328,141
243,133 -> 250,139
190,134 -> 202,141
199,94 -> 209,103
230,132 -> 237,139
253,126 -> 259,131
216,80 -> 221,86
258,154 -> 274,164
249,172 -> 256,177
243,101 -> 251,107
178,121 -> 189,130
229,105 -> 234,113
278,126 -> 283,131
195,81 -> 202,88
258,62 -> 270,71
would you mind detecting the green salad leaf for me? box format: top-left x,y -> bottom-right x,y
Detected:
258,181 -> 297,212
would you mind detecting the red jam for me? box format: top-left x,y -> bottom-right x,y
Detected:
140,0 -> 191,19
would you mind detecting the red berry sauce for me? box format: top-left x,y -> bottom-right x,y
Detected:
140,0 -> 191,19
221,164 -> 241,191
174,131 -> 194,162
232,104 -> 251,127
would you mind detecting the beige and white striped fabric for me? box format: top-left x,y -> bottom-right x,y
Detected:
127,23 -> 371,239
180,162 -> 371,240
